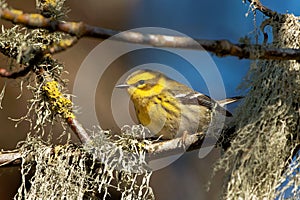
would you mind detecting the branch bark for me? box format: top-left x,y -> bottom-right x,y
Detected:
0,150 -> 21,167
145,132 -> 214,160
66,117 -> 90,144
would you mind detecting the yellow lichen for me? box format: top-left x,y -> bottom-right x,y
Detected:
11,9 -> 24,16
59,38 -> 75,48
44,0 -> 58,6
42,80 -> 75,119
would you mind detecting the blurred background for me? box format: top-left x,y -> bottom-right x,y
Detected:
0,0 -> 299,199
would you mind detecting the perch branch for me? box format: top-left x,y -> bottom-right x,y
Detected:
0,130 -> 219,167
145,132 -> 210,159
1,7 -> 300,60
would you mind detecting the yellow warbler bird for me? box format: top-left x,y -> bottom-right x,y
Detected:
116,69 -> 241,139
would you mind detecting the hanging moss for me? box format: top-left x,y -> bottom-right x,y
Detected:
215,14 -> 300,199
16,126 -> 154,200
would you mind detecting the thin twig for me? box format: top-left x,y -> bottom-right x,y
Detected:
0,65 -> 33,79
66,117 -> 90,144
0,150 -> 22,167
1,7 -> 300,60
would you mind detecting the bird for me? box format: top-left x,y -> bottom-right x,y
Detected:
116,69 -> 242,140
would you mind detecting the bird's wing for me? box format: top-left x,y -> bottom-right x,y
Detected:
217,96 -> 244,106
171,85 -> 233,117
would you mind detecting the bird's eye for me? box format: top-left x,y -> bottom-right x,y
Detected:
138,80 -> 145,85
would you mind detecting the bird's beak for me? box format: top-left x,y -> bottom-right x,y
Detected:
115,84 -> 130,89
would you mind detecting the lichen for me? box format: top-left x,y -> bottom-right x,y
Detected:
215,14 -> 300,199
16,126 -> 154,200
42,80 -> 74,119
0,25 -> 75,133
36,0 -> 68,19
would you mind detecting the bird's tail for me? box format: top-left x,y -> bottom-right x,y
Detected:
217,96 -> 244,106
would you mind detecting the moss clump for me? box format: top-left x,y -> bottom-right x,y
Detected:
215,14 -> 300,199
16,126 -> 154,200
36,0 -> 68,19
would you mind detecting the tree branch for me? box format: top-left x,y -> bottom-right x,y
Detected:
0,131 -> 219,168
66,117 -> 90,144
1,6 -> 300,60
0,150 -> 21,167
145,132 -> 208,159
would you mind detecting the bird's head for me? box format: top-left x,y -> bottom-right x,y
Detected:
116,70 -> 166,99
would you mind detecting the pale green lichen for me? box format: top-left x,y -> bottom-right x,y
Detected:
16,126 -> 154,200
36,0 -> 68,19
215,14 -> 300,200
0,25 -> 75,66
0,25 -> 77,125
